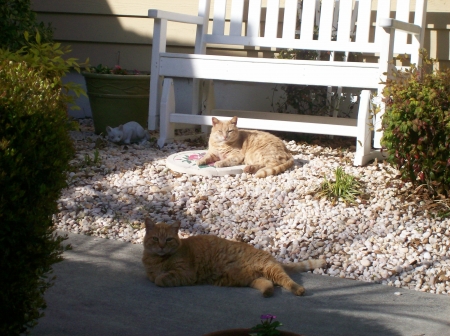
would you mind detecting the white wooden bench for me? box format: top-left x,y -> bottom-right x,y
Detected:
148,0 -> 427,165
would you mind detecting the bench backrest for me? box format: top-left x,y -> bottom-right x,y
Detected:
196,0 -> 426,65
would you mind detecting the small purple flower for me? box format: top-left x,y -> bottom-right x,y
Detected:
251,314 -> 282,335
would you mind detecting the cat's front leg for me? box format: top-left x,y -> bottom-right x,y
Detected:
197,152 -> 219,166
154,271 -> 194,287
215,154 -> 244,168
122,134 -> 132,145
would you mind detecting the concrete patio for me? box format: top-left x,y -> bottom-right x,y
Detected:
30,231 -> 450,336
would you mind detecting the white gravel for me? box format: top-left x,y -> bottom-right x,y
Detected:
54,119 -> 450,295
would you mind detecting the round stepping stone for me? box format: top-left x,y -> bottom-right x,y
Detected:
166,150 -> 245,176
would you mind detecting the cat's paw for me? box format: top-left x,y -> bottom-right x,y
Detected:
155,274 -> 175,287
214,161 -> 227,168
262,287 -> 274,298
196,159 -> 207,166
243,165 -> 258,174
291,283 -> 305,296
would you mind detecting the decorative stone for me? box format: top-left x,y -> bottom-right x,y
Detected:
361,259 -> 372,267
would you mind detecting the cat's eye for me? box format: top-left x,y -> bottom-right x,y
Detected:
166,238 -> 173,242
152,237 -> 158,242
227,130 -> 233,133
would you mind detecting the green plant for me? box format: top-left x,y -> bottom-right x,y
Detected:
0,0 -> 53,51
0,31 -> 88,110
0,60 -> 74,335
88,64 -> 142,75
83,149 -> 101,167
316,167 -> 362,204
250,314 -> 282,336
381,54 -> 450,197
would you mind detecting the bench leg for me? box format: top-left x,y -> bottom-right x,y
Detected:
157,78 -> 176,148
354,90 -> 388,165
354,90 -> 373,166
201,80 -> 214,135
149,18 -> 167,130
373,102 -> 384,148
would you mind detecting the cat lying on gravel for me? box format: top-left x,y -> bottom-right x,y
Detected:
106,121 -> 149,144
197,116 -> 294,177
142,218 -> 326,297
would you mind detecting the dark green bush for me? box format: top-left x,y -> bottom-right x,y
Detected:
381,58 -> 450,196
0,60 -> 74,335
0,0 -> 53,51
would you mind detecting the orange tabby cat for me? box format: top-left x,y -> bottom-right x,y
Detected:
142,218 -> 326,297
197,116 -> 294,178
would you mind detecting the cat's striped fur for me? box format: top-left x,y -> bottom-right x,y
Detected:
142,219 -> 326,297
197,116 -> 294,178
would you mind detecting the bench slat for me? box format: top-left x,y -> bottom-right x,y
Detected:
159,53 -> 379,88
411,0 -> 427,65
282,0 -> 298,39
375,1 -> 391,44
336,0 -> 353,42
394,0 -> 411,50
264,0 -> 280,38
169,112 -> 359,137
318,0 -> 335,42
230,0 -> 244,36
204,34 -> 419,55
300,0 -> 317,41
355,0 -> 371,43
247,0 -> 262,37
212,0 -> 226,36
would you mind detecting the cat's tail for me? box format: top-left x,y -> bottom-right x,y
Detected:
282,259 -> 327,273
255,157 -> 294,178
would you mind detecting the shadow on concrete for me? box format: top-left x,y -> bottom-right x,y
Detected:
30,232 -> 450,336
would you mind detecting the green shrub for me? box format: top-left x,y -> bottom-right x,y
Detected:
381,57 -> 450,196
0,60 -> 74,335
0,0 -> 53,51
0,32 -> 88,109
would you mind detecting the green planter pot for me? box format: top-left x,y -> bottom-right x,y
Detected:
82,72 -> 150,135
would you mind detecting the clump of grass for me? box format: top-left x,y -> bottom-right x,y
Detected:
83,148 -> 101,167
316,167 -> 362,204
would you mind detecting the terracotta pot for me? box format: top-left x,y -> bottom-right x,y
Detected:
203,328 -> 303,336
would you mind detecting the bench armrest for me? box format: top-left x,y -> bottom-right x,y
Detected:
148,9 -> 204,25
378,18 -> 422,35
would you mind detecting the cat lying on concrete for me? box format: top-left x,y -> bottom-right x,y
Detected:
142,218 -> 326,297
106,121 -> 149,145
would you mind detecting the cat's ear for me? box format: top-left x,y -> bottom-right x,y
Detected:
230,116 -> 238,125
119,125 -> 124,131
171,221 -> 181,232
144,217 -> 155,232
106,126 -> 112,134
212,117 -> 220,126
